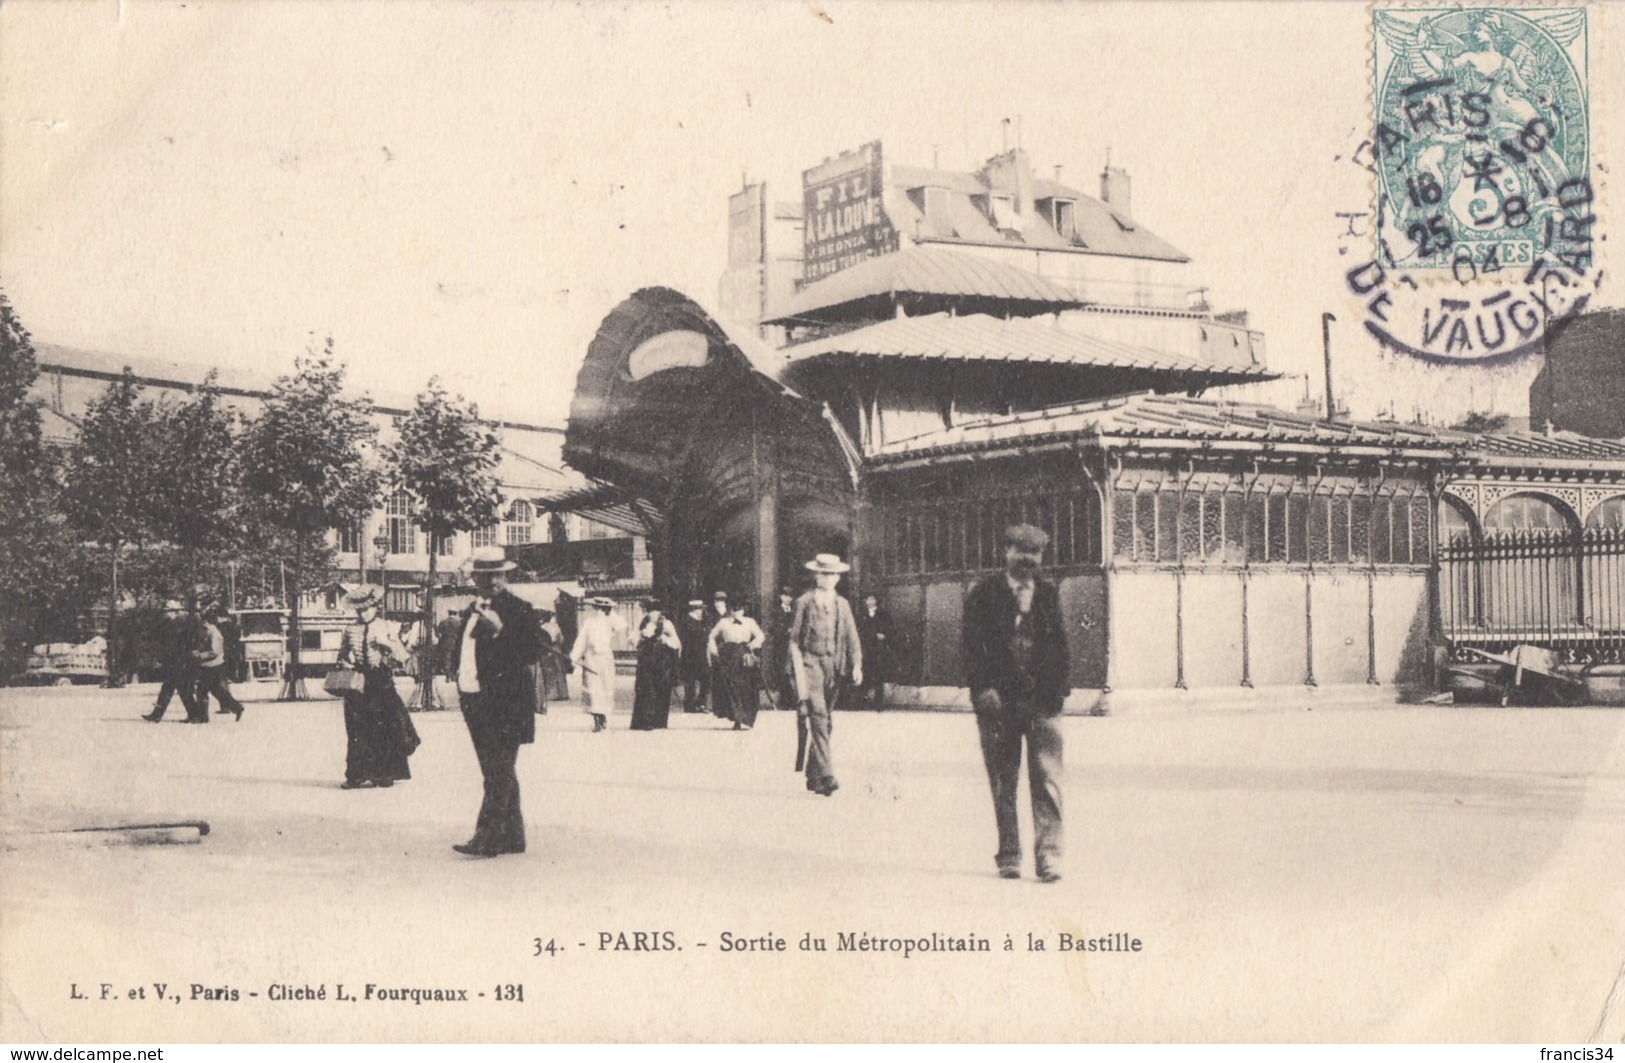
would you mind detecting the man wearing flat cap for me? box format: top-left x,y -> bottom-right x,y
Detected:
453,546 -> 540,857
961,524 -> 1071,882
788,554 -> 862,796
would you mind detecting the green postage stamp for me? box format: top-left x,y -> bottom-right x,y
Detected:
1372,6 -> 1591,285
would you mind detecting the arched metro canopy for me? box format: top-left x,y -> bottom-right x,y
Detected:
563,287 -> 861,608
564,286 -> 857,501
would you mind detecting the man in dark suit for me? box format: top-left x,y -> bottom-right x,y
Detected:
961,524 -> 1071,883
677,599 -> 711,713
453,547 -> 540,858
142,600 -> 201,723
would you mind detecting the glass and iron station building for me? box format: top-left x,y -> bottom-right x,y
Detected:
558,141 -> 1625,710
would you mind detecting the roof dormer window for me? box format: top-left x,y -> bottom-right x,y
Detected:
922,186 -> 950,220
1051,198 -> 1076,240
987,192 -> 1017,230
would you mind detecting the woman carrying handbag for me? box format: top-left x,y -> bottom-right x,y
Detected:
332,585 -> 420,790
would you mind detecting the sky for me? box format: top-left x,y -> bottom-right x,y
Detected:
2,0 -> 1617,428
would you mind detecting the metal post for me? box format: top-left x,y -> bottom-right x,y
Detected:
1322,312 -> 1338,420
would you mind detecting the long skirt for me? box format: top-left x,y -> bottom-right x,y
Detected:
540,649 -> 570,702
630,664 -> 674,730
713,642 -> 760,728
343,671 -> 419,784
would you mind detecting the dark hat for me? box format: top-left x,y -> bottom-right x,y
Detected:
1003,523 -> 1050,552
642,597 -> 663,610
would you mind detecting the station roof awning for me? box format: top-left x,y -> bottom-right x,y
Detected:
532,477 -> 664,537
765,246 -> 1083,327
867,392 -> 1472,464
780,312 -> 1277,383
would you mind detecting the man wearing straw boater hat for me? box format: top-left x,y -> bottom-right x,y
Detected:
961,523 -> 1071,883
453,546 -> 540,858
787,553 -> 862,796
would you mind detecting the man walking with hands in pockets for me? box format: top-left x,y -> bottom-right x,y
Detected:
788,553 -> 862,797
454,546 -> 540,858
962,524 -> 1071,882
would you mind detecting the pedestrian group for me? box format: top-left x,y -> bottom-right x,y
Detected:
136,524 -> 1072,881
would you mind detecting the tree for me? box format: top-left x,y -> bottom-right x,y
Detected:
1452,411 -> 1512,434
149,374 -> 242,603
240,342 -> 381,699
0,289 -> 69,676
385,378 -> 503,709
61,369 -> 164,684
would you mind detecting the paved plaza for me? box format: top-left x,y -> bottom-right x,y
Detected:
2,682 -> 1622,1043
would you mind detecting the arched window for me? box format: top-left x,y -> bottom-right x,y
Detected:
1585,496 -> 1625,530
1482,493 -> 1574,533
504,500 -> 534,546
1438,496 -> 1477,546
1583,496 -> 1625,637
1480,493 -> 1579,634
1437,496 -> 1480,633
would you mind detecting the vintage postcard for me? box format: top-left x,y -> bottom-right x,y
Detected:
2,0 -> 1622,1046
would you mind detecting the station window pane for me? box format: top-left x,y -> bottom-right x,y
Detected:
1156,493 -> 1180,563
1350,496 -> 1372,564
1308,496 -> 1330,564
1267,495 -> 1288,562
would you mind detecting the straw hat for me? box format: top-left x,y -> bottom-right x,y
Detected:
468,545 -> 518,574
804,553 -> 850,574
344,585 -> 384,609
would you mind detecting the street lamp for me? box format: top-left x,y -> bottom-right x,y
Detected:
373,533 -> 391,619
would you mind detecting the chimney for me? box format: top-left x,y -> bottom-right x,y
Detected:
1013,148 -> 1033,215
1101,163 -> 1131,217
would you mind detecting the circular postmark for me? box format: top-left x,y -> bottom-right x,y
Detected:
1352,5 -> 1601,366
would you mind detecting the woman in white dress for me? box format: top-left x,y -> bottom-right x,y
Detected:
571,597 -> 620,733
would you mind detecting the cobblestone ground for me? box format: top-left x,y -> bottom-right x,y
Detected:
2,681 -> 1622,1043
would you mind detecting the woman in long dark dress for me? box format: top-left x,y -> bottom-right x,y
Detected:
707,600 -> 766,730
629,600 -> 681,731
537,609 -> 570,704
336,586 -> 420,789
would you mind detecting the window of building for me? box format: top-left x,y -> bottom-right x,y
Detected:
1110,484 -> 1431,566
1052,199 -> 1076,240
471,524 -> 498,549
879,488 -> 1102,577
1585,496 -> 1625,530
386,491 -> 418,555
437,531 -> 458,556
338,523 -> 361,554
504,500 -> 534,546
922,186 -> 949,220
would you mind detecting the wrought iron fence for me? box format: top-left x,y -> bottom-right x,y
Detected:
1440,528 -> 1625,650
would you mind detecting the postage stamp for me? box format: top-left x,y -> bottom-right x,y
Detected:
1356,4 -> 1600,365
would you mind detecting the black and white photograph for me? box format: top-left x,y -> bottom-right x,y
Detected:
1,0 -> 1622,1047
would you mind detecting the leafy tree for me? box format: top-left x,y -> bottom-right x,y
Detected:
385,378 -> 503,708
1451,411 -> 1512,434
0,289 -> 69,675
239,342 -> 381,698
61,369 -> 163,684
150,373 -> 242,602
